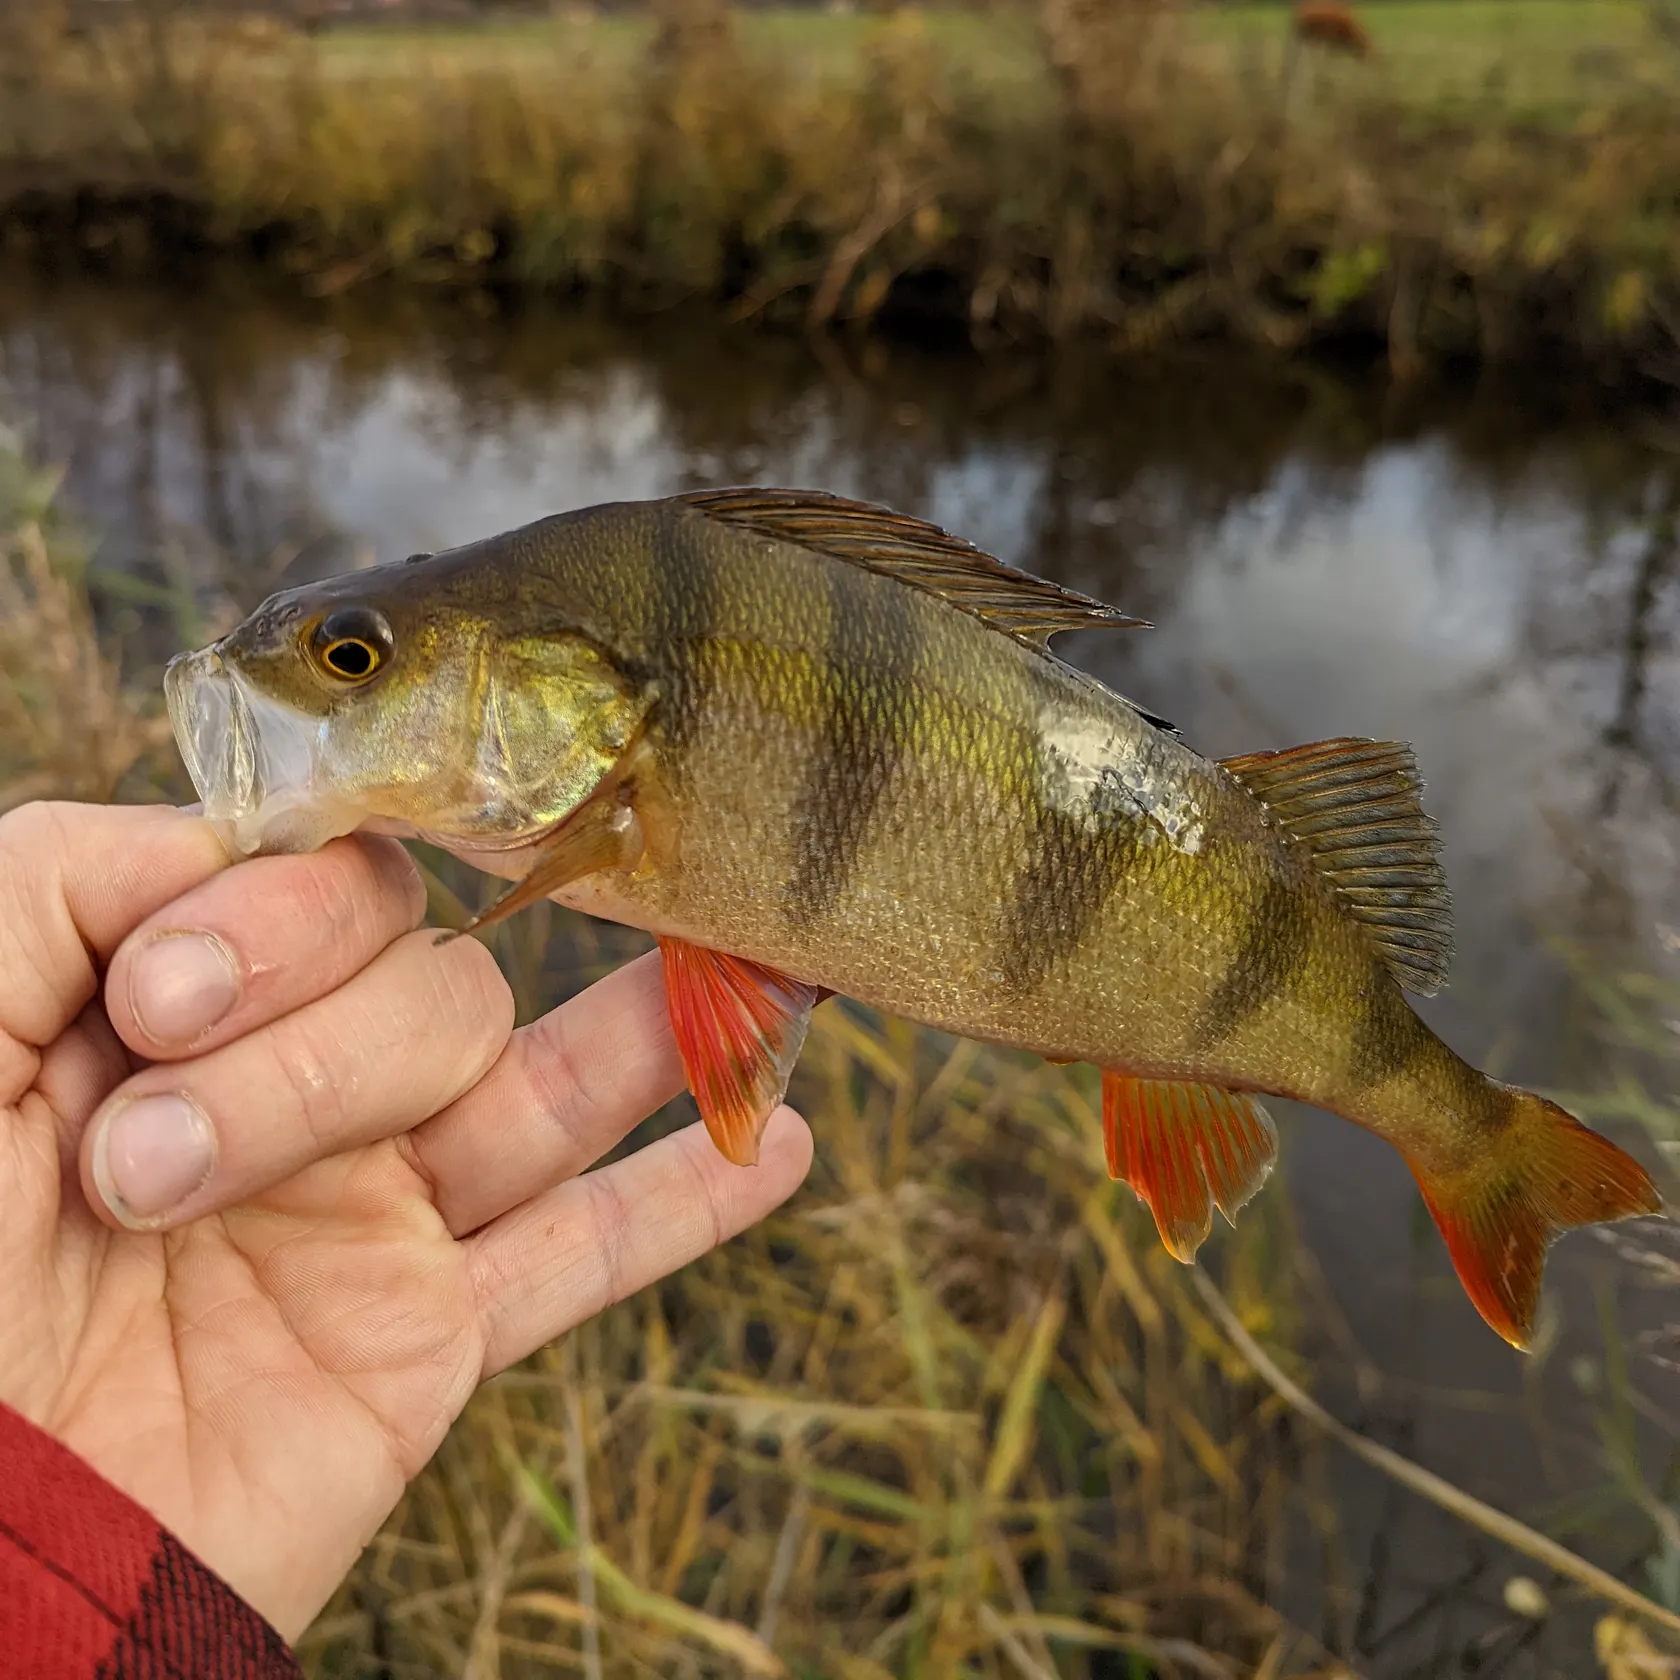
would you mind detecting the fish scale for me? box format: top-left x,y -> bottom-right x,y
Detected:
163,487 -> 1662,1349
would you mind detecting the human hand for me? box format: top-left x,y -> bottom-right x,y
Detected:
0,802 -> 813,1640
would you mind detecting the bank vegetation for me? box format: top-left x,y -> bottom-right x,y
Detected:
2,0 -> 1680,378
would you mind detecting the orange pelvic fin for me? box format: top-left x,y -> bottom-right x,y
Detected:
659,940 -> 820,1166
450,799 -> 640,942
1411,1089 -> 1662,1350
1102,1072 -> 1279,1261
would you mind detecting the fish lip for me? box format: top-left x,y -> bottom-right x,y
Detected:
165,647 -> 249,819
164,644 -> 362,858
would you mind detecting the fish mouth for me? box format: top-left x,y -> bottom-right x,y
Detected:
165,647 -> 367,858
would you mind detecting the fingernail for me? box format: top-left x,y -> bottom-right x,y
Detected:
92,1095 -> 218,1228
129,932 -> 241,1046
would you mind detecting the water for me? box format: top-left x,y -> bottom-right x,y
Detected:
2,266 -> 1676,1672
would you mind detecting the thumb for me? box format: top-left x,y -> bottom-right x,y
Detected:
0,803 -> 229,1078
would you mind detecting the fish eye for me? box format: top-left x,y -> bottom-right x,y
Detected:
309,606 -> 394,684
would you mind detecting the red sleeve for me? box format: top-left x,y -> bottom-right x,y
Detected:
0,1400 -> 302,1680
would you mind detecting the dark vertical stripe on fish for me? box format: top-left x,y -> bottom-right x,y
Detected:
783,569 -> 922,926
1192,875 -> 1313,1049
999,702 -> 1151,992
1347,987 -> 1427,1091
652,513 -> 724,753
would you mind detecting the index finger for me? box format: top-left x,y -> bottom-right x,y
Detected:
103,835 -> 426,1060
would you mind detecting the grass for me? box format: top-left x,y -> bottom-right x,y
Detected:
0,422 -> 172,806
310,3 -> 1657,114
6,422 -> 1680,1674
1213,1 -> 1660,107
2,2 -> 1680,375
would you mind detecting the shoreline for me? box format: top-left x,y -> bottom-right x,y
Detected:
1,4 -> 1677,386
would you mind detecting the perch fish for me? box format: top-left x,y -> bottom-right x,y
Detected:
164,489 -> 1663,1347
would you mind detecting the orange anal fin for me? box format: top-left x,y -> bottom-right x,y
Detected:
446,801 -> 641,943
1101,1072 -> 1279,1262
659,940 -> 819,1167
1411,1092 -> 1663,1350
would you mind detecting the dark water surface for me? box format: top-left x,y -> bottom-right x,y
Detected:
3,267 -> 1677,1672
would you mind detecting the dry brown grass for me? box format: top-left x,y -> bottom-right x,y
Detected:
2,4 -> 1679,376
0,426 -> 172,805
300,919 -> 1337,1678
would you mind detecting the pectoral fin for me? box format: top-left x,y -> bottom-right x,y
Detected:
1101,1072 -> 1279,1261
659,940 -> 819,1166
446,798 -> 641,942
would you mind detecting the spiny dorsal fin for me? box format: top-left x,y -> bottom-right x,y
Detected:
678,487 -> 1147,648
1219,737 -> 1453,996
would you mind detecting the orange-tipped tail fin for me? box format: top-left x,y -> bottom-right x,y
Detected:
1413,1090 -> 1663,1349
1102,1072 -> 1280,1261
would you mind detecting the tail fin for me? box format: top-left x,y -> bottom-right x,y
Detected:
1412,1089 -> 1663,1349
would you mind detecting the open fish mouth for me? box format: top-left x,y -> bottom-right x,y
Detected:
165,646 -> 366,858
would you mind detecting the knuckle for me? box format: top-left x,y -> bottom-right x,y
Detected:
361,838 -> 428,928
579,1170 -> 633,1303
517,955 -> 675,1139
0,805 -> 84,1047
241,839 -> 414,974
284,845 -> 387,946
0,800 -> 68,860
687,1135 -> 733,1253
263,1017 -> 349,1151
519,1018 -> 599,1151
430,941 -> 515,1076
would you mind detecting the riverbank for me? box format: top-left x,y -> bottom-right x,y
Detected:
2,2 -> 1678,379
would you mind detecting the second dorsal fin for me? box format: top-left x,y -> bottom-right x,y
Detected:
1219,737 -> 1453,996
678,487 -> 1147,648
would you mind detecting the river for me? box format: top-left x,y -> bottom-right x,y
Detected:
2,264 -> 1675,1676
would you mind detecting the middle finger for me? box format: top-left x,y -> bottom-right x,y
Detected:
80,930 -> 513,1231
408,949 -> 687,1238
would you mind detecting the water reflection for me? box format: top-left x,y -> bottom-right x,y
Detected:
2,265 -> 1676,1667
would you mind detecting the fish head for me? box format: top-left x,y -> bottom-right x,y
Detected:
166,557 -> 650,859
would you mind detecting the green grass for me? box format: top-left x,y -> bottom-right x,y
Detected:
311,6 -> 1050,102
311,1 -> 1666,120
1217,0 -> 1665,119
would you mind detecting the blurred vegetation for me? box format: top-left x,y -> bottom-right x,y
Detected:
0,420 -> 173,805
1,0 -> 1680,378
5,412 -> 1680,1674
1553,951 -> 1680,1636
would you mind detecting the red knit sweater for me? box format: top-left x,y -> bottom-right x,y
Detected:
0,1401 -> 301,1679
